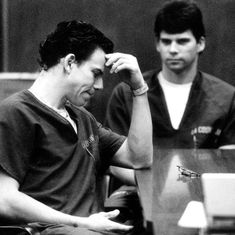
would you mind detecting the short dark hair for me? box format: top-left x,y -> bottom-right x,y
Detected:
154,0 -> 205,42
38,20 -> 114,70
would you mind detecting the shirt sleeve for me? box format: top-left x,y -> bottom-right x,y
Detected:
0,101 -> 35,183
98,123 -> 126,158
218,93 -> 235,147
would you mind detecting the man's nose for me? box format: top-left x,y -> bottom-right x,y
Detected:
169,42 -> 178,53
94,77 -> 103,90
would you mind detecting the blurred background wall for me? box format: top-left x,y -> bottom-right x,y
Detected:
0,0 -> 234,122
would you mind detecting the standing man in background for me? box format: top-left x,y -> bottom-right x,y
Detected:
104,0 -> 235,206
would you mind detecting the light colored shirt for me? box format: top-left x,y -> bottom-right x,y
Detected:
158,72 -> 192,130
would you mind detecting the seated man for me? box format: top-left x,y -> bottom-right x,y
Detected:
0,20 -> 153,235
104,0 -> 235,207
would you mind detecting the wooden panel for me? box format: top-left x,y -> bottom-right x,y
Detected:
0,73 -> 35,101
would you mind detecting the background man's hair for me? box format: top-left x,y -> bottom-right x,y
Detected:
38,20 -> 114,70
154,0 -> 205,41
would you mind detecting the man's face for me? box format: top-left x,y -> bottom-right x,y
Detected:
156,30 -> 205,73
66,47 -> 105,106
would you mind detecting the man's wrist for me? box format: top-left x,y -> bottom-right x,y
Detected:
131,82 -> 149,96
69,215 -> 89,228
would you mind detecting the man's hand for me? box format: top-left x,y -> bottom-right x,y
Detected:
78,209 -> 133,234
105,53 -> 145,90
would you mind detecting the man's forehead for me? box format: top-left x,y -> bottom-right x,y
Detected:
160,30 -> 194,38
88,48 -> 106,70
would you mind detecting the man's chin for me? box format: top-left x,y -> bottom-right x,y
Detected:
168,65 -> 185,73
83,101 -> 89,107
83,97 -> 92,107
69,99 -> 88,108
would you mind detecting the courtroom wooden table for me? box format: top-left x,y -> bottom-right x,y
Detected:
135,149 -> 235,235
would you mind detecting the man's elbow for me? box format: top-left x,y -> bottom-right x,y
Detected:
138,159 -> 152,169
0,194 -> 12,218
133,150 -> 153,169
0,192 -> 19,221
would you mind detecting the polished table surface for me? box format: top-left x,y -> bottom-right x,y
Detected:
135,148 -> 235,235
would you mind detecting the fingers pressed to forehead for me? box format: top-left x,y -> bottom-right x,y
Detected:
109,58 -> 128,73
105,53 -> 126,66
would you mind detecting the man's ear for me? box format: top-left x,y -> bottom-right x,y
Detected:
155,38 -> 160,53
197,36 -> 206,54
64,54 -> 76,74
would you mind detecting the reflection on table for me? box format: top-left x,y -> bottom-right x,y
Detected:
135,148 -> 235,235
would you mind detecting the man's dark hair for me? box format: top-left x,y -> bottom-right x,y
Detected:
38,20 -> 114,70
154,0 -> 205,42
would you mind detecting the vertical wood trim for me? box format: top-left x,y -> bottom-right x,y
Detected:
2,0 -> 8,71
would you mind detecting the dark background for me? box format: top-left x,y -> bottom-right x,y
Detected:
0,0 -> 234,122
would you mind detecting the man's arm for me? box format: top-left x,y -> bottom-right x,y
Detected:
0,169 -> 133,233
105,53 -> 153,169
218,92 -> 235,148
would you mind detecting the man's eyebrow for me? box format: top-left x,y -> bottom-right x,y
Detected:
159,36 -> 171,40
160,38 -> 171,40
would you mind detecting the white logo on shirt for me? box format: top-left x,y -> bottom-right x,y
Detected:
191,126 -> 221,135
82,134 -> 96,149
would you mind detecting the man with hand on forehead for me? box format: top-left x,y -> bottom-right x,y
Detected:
0,20 -> 152,235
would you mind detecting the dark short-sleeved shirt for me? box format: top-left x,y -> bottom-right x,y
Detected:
0,90 -> 125,216
105,70 -> 235,148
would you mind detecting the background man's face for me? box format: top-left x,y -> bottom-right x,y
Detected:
156,30 -> 205,73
